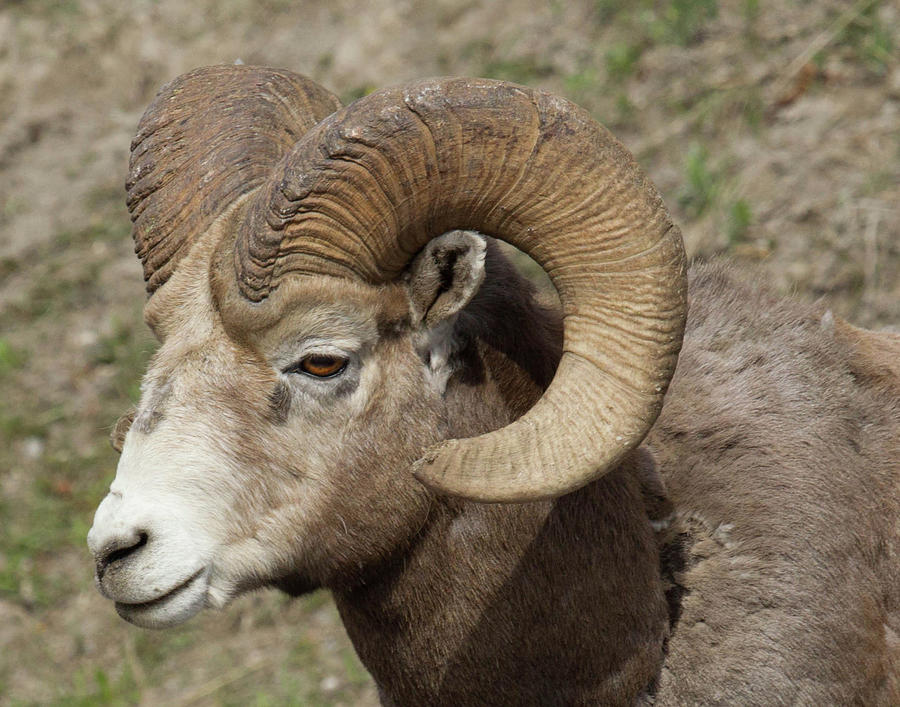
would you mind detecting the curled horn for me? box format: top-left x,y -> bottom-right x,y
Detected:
126,65 -> 341,294
223,77 -> 688,503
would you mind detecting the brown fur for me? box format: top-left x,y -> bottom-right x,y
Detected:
648,262 -> 900,704
329,248 -> 667,704
326,254 -> 900,705
114,223 -> 899,704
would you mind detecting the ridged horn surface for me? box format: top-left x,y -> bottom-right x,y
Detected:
229,77 -> 688,502
127,65 -> 341,294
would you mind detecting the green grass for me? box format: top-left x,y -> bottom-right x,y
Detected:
0,256 -> 18,278
742,0 -> 760,26
605,42 -> 642,83
0,218 -> 131,325
132,626 -> 201,673
678,142 -> 718,217
562,68 -> 600,104
727,198 -> 753,245
2,195 -> 28,222
56,666 -> 140,707
674,144 -> 757,250
661,0 -> 718,46
0,208 -> 152,610
0,405 -> 146,609
339,85 -> 376,105
0,443 -> 115,608
481,57 -> 555,85
836,1 -> 894,76
89,319 -> 157,402
594,0 -> 719,47
0,338 -> 24,378
462,38 -> 555,87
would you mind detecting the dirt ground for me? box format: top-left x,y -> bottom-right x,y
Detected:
0,0 -> 897,704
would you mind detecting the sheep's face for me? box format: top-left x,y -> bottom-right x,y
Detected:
87,227 -> 483,629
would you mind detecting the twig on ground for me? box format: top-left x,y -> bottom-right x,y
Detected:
769,0 -> 879,105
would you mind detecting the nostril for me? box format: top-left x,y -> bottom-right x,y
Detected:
96,531 -> 148,580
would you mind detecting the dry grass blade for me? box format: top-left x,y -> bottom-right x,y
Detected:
769,0 -> 880,105
163,654 -> 273,707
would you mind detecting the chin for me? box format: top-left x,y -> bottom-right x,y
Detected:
114,569 -> 209,630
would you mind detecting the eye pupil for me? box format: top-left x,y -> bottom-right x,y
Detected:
297,354 -> 347,378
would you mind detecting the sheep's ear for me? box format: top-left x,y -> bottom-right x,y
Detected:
110,408 -> 136,453
404,230 -> 486,329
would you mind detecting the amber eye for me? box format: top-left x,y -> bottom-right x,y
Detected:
294,354 -> 348,378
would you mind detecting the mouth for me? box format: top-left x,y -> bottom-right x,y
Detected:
114,567 -> 209,629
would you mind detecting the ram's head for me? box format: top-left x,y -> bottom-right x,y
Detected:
87,66 -> 687,629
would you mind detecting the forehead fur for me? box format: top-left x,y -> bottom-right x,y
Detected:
250,276 -> 407,356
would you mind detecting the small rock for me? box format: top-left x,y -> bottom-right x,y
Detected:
76,329 -> 98,348
22,436 -> 44,460
320,675 -> 340,692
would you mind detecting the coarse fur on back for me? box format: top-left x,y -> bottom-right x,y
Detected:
87,67 -> 900,705
333,252 -> 900,705
649,262 -> 900,702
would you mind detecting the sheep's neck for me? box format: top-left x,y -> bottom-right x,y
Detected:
333,460 -> 668,705
334,338 -> 668,704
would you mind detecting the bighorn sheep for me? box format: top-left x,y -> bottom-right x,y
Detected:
87,66 -> 900,705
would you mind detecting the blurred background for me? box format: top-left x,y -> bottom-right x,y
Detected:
0,0 -> 897,703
